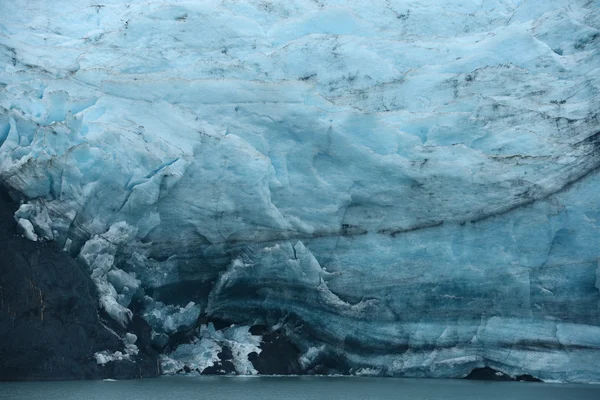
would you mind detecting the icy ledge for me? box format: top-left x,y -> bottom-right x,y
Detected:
1,0 -> 600,383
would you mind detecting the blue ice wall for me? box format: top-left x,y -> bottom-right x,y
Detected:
1,0 -> 599,382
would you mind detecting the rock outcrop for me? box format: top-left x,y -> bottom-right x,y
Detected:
0,186 -> 159,380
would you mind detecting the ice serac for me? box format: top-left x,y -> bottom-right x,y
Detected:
1,0 -> 600,382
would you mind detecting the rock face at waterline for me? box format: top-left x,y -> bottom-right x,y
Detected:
1,0 -> 599,383
0,186 -> 160,380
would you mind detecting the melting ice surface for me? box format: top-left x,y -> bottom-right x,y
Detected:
1,0 -> 600,383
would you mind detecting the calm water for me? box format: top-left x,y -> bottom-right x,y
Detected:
1,376 -> 599,400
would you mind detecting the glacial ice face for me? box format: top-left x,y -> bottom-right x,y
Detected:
1,0 -> 600,382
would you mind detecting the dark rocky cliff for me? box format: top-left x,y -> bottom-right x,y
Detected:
0,186 -> 159,381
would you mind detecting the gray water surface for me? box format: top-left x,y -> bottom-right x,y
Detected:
1,376 -> 599,400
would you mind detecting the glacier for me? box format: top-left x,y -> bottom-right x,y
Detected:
1,0 -> 600,383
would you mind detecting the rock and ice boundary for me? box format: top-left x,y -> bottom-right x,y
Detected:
1,0 -> 600,383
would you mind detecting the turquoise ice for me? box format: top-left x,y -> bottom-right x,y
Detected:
1,0 -> 599,382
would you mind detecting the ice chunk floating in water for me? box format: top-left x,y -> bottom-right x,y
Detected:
1,0 -> 600,383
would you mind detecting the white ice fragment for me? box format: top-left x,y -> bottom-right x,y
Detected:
95,353 -> 108,365
161,336 -> 222,374
96,279 -> 132,327
162,324 -> 261,375
354,367 -> 382,376
143,298 -> 201,335
16,218 -> 37,241
90,254 -> 114,279
15,202 -> 54,240
103,222 -> 138,245
221,325 -> 262,375
125,343 -> 139,356
107,268 -> 140,294
125,333 -> 138,345
94,349 -> 132,365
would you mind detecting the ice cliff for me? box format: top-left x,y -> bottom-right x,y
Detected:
1,0 -> 600,383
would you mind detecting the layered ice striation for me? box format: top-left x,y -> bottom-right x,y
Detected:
1,0 -> 600,382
